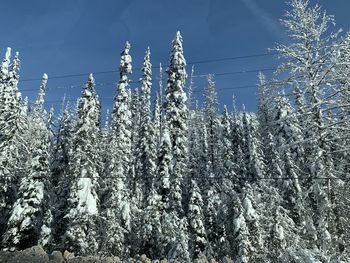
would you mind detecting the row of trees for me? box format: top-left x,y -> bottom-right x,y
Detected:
0,0 -> 349,262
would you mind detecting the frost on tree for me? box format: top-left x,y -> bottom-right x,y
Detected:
2,74 -> 52,251
273,0 -> 345,253
63,74 -> 101,256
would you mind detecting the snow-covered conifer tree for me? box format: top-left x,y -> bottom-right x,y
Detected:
204,74 -> 220,177
2,74 -> 52,250
187,180 -> 207,259
63,74 -> 101,255
50,106 -> 73,248
102,41 -> 133,257
221,105 -> 237,184
136,47 -> 156,203
0,49 -> 27,239
165,31 -> 188,215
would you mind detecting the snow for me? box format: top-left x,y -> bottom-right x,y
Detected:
76,178 -> 98,215
233,213 -> 245,234
242,196 -> 257,222
275,224 -> 284,240
1,47 -> 11,76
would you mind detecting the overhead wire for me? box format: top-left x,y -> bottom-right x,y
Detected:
20,51 -> 278,82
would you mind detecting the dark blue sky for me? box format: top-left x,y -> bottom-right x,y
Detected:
1,0 -> 349,114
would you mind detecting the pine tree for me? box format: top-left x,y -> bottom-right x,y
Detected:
63,74 -> 101,255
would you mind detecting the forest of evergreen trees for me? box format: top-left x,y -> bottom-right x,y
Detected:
0,0 -> 349,262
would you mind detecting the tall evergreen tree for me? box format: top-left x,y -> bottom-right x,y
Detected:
0,49 -> 27,239
2,74 -> 52,251
50,107 -> 73,249
136,47 -> 156,203
102,41 -> 133,257
63,74 -> 101,255
187,180 -> 208,259
165,31 -> 188,215
204,74 -> 220,177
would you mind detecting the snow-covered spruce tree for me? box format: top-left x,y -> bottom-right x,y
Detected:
155,63 -> 164,145
162,211 -> 190,262
2,74 -> 52,251
187,65 -> 195,110
242,109 -> 266,182
155,127 -> 172,208
187,180 -> 208,259
257,72 -> 271,148
165,31 -> 188,215
0,49 -> 28,239
136,47 -> 156,204
204,74 -> 220,177
272,93 -> 304,173
187,107 -> 203,188
153,92 -> 162,148
233,186 -> 264,263
141,186 -> 163,259
63,74 -> 101,256
50,106 -> 74,248
129,48 -> 158,257
221,105 -> 237,185
101,41 -> 133,257
130,87 -> 140,186
259,185 -> 298,261
141,128 -> 172,259
232,192 -> 251,263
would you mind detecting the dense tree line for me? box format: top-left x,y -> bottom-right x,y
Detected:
0,1 -> 349,262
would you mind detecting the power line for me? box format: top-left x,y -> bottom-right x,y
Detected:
195,67 -> 275,77
20,52 -> 277,82
20,66 -> 278,93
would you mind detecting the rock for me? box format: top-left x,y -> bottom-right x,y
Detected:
50,250 -> 64,263
23,245 -> 49,259
140,254 -> 151,263
0,245 -> 50,263
101,256 -> 122,263
67,256 -> 99,263
194,256 -> 209,263
20,245 -> 50,262
63,250 -> 75,260
222,256 -> 234,263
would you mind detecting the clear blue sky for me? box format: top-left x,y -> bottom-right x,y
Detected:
1,0 -> 349,114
